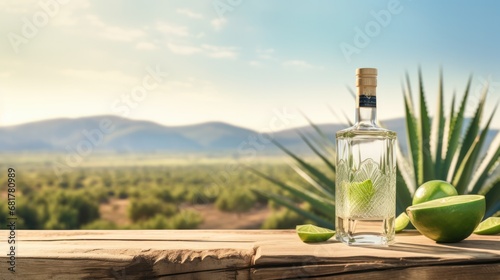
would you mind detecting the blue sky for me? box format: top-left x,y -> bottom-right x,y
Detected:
0,0 -> 499,130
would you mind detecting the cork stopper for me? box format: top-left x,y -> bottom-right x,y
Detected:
356,68 -> 377,97
356,68 -> 377,108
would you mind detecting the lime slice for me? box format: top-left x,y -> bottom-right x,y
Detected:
395,212 -> 410,233
474,217 -> 500,235
296,224 -> 335,243
347,179 -> 375,213
406,195 -> 485,243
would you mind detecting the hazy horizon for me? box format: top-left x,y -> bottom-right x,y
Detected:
1,0 -> 499,130
0,112 -> 409,131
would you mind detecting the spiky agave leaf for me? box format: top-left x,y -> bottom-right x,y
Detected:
453,103 -> 497,194
456,85 -> 488,169
296,131 -> 336,174
403,76 -> 421,187
247,166 -> 334,217
442,77 -> 472,179
417,68 -> 435,183
480,178 -> 500,218
470,129 -> 500,194
430,69 -> 446,178
253,189 -> 334,229
271,139 -> 335,188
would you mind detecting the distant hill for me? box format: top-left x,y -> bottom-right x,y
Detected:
0,115 -> 497,155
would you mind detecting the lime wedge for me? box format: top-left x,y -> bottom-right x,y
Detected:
406,195 -> 485,243
347,179 -> 375,213
296,224 -> 335,243
395,212 -> 410,233
474,217 -> 500,235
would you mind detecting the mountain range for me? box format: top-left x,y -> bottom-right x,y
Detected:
0,115 -> 496,155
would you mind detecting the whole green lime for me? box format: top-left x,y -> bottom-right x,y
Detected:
412,180 -> 458,205
406,195 -> 485,243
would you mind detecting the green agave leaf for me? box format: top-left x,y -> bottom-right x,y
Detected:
301,111 -> 338,158
480,179 -> 500,218
346,85 -> 356,99
470,130 -> 500,194
443,76 -> 472,178
405,71 -> 414,101
403,76 -> 420,187
449,92 -> 456,139
309,133 -> 337,161
253,189 -> 334,229
456,85 -> 487,173
297,131 -> 336,174
395,143 -> 416,193
430,69 -> 446,178
300,111 -> 335,145
440,92 -> 455,179
452,104 -> 497,194
271,139 -> 335,187
289,164 -> 334,199
418,68 -> 435,183
328,105 -> 353,127
396,166 -> 413,214
247,166 -> 334,217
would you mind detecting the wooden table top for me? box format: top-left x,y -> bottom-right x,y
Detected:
1,230 -> 499,279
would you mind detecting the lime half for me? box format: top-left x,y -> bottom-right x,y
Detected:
347,179 -> 375,213
296,224 -> 335,243
395,212 -> 410,233
407,195 -> 485,243
474,217 -> 500,235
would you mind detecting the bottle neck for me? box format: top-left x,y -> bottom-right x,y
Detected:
355,85 -> 377,127
356,106 -> 377,126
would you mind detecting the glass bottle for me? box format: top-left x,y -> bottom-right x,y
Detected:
335,68 -> 397,246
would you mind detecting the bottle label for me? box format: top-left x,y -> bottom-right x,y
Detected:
359,95 -> 376,108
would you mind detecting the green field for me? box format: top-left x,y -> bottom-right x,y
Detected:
0,153 -> 331,230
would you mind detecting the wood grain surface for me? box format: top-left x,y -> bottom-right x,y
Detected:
0,230 -> 498,279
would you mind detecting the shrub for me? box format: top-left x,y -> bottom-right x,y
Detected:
261,208 -> 308,229
82,220 -> 118,229
215,189 -> 256,213
169,209 -> 203,229
128,197 -> 177,222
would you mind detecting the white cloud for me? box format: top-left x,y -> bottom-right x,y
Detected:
164,42 -> 238,59
136,42 -> 158,50
157,21 -> 190,37
61,69 -> 135,85
257,48 -> 275,59
249,61 -> 262,67
176,8 -> 204,19
86,15 -> 145,42
202,44 -> 238,59
52,0 -> 91,26
166,42 -> 201,55
211,18 -> 227,31
0,1 -> 40,15
282,60 -> 315,70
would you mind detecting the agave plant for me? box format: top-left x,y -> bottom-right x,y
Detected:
249,117 -> 337,228
398,69 -> 499,217
251,69 -> 500,229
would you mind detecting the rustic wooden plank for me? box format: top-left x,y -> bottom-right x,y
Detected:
2,230 -> 258,279
251,231 -> 500,279
0,230 -> 498,279
253,231 -> 500,265
253,263 -> 500,280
